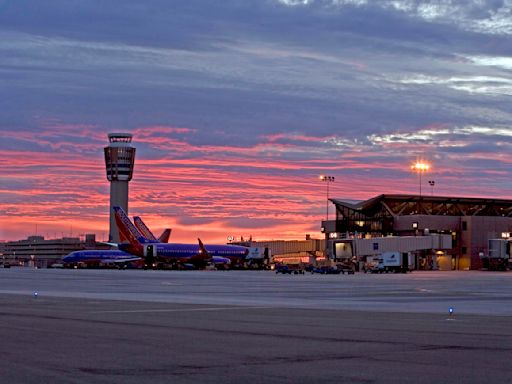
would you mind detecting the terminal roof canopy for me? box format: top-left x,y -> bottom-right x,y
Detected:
330,195 -> 512,218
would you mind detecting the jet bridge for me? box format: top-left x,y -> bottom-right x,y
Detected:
328,234 -> 453,270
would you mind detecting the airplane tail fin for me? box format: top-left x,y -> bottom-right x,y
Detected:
158,228 -> 172,243
113,206 -> 146,250
118,227 -> 128,243
196,238 -> 211,261
133,216 -> 158,242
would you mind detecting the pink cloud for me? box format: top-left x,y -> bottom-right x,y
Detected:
2,123 -> 511,242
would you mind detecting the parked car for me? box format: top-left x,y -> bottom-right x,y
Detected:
275,264 -> 304,274
336,263 -> 356,274
311,266 -> 341,275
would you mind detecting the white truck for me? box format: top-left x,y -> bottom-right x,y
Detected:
373,251 -> 410,273
244,246 -> 272,269
481,239 -> 511,271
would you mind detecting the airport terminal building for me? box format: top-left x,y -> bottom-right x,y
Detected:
0,234 -> 108,268
322,194 -> 512,270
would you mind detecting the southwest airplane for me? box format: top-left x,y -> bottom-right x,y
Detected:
63,217 -> 172,267
114,206 -> 249,268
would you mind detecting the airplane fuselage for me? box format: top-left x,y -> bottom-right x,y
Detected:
63,250 -> 141,264
162,243 -> 246,259
128,242 -> 249,262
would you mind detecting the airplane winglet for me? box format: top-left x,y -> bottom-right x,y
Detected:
198,238 -> 209,256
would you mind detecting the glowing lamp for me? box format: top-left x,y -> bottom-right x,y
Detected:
412,162 -> 430,172
411,161 -> 431,197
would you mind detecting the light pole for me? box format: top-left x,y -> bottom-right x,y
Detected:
320,175 -> 335,220
428,180 -> 435,196
411,162 -> 430,197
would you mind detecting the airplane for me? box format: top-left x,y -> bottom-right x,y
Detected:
62,217 -> 171,268
114,206 -> 249,268
62,249 -> 141,267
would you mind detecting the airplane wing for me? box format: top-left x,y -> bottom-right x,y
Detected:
99,242 -> 120,248
100,257 -> 142,264
193,238 -> 211,261
179,238 -> 213,265
188,239 -> 230,266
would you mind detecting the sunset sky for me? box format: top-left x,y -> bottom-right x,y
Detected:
1,1 -> 511,243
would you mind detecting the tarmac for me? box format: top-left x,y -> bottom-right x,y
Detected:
1,269 -> 512,383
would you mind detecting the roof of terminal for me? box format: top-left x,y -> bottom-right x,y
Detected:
330,194 -> 512,217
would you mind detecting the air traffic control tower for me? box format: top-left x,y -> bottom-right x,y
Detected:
104,133 -> 136,242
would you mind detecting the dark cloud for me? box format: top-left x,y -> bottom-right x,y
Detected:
1,1 -> 511,140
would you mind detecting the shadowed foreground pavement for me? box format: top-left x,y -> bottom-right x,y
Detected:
1,269 -> 512,383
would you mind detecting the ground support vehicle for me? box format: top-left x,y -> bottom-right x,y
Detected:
370,252 -> 410,273
481,239 -> 511,271
275,264 -> 305,274
335,262 -> 356,274
311,266 -> 341,274
239,246 -> 272,270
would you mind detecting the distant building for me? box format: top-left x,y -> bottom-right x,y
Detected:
322,194 -> 512,270
0,234 -> 109,268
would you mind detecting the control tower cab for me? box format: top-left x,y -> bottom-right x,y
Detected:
104,133 -> 136,242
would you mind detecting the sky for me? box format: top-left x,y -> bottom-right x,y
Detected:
1,0 -> 512,243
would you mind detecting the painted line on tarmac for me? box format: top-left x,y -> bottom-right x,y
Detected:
91,306 -> 272,314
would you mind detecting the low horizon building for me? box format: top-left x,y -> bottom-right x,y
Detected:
0,234 -> 110,268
